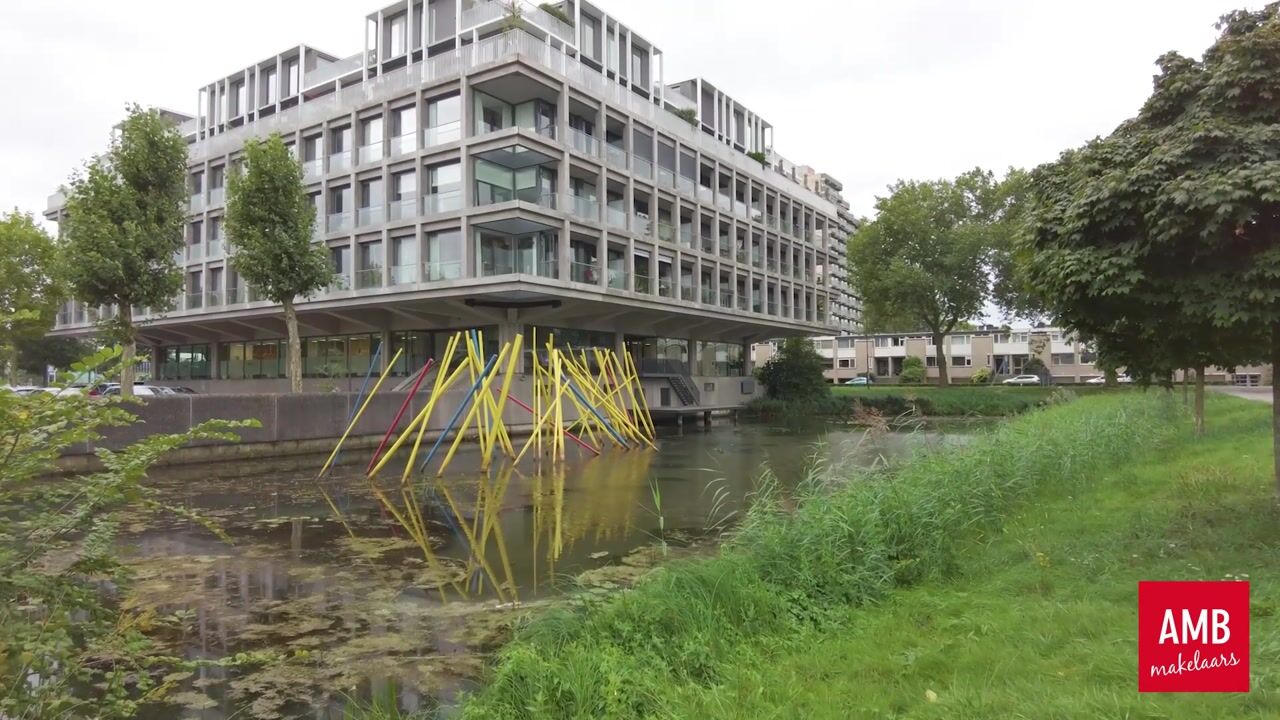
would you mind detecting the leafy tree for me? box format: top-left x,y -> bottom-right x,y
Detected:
0,347 -> 253,718
1023,356 -> 1047,382
0,211 -> 63,385
16,336 -> 94,381
849,168 -> 1024,385
756,337 -> 829,401
62,106 -> 188,399
899,356 -> 925,384
971,366 -> 993,384
225,134 -> 329,393
1025,6 -> 1279,466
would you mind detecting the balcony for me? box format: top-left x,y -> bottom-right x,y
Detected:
657,167 -> 676,190
570,195 -> 599,222
208,238 -> 223,258
607,268 -> 627,290
425,260 -> 463,282
716,194 -> 733,213
424,191 -> 463,215
186,243 -> 204,261
189,194 -> 205,212
658,278 -> 675,298
570,261 -> 599,284
702,235 -> 716,254
358,143 -> 383,166
328,212 -> 353,233
424,122 -> 462,146
302,159 -> 323,182
355,268 -> 384,289
569,128 -> 598,156
227,286 -> 248,305
529,192 -> 559,211
697,186 -> 714,205
208,188 -> 225,207
701,287 -> 715,305
328,273 -> 349,292
357,206 -> 385,227
391,263 -> 417,285
719,289 -> 733,308
605,145 -> 627,170
207,290 -> 223,308
389,198 -> 417,222
679,226 -> 694,248
391,134 -> 417,157
657,222 -> 675,245
185,293 -> 203,310
330,151 -> 352,172
635,276 -> 651,294
606,206 -> 627,229
632,157 -> 654,180
632,214 -> 650,236
677,176 -> 695,196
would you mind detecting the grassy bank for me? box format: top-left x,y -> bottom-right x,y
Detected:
831,384 -> 1117,416
461,392 -> 1255,718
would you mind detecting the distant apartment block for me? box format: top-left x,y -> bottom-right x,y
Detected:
754,328 -> 1273,386
44,0 -> 861,399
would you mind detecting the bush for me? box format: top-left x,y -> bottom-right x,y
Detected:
755,337 -> 829,402
971,367 -> 993,384
0,347 -> 254,718
899,356 -> 925,384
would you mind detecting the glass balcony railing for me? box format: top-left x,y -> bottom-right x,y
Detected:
719,241 -> 731,259
228,286 -> 247,305
719,289 -> 733,308
391,134 -> 417,157
657,167 -> 676,189
702,235 -> 716,254
355,268 -> 384,289
697,186 -> 714,204
424,122 -> 462,146
389,198 -> 417,222
329,151 -> 352,172
635,276 -> 652,294
185,293 -> 203,310
658,279 -> 675,298
607,268 -> 627,290
358,143 -> 383,165
569,128 -> 598,156
681,284 -> 695,302
570,261 -> 599,284
208,239 -> 223,258
768,301 -> 778,315
633,215 -> 650,236
736,249 -> 748,264
679,226 -> 694,248
677,176 -> 695,196
302,159 -> 323,181
657,222 -> 675,245
208,188 -> 225,206
187,244 -> 204,261
606,206 -> 627,229
424,191 -> 463,214
425,260 -> 463,282
531,193 -> 559,210
328,212 -> 352,233
702,288 -> 715,305
605,145 -> 627,170
328,273 -> 349,292
391,263 -> 417,285
207,290 -> 223,307
737,295 -> 748,311
570,195 -> 599,221
357,206 -> 385,227
189,194 -> 204,212
716,194 -> 733,213
632,157 -> 653,179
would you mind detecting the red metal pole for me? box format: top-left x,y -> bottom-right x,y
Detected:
366,358 -> 435,474
508,395 -> 599,455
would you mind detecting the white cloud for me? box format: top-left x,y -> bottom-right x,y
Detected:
0,0 -> 1248,225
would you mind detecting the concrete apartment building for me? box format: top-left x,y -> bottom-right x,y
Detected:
755,329 -> 1273,386
45,0 -> 861,405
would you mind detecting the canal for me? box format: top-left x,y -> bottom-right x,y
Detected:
127,421 -> 975,718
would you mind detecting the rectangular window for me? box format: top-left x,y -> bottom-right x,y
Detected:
261,67 -> 278,105
231,80 -> 246,116
426,94 -> 462,144
391,235 -> 418,284
392,105 -> 417,137
425,229 -> 463,281
388,13 -> 407,57
951,355 -> 972,367
285,58 -> 300,96
1053,353 -> 1077,366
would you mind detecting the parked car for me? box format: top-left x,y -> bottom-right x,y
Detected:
167,386 -> 199,394
1002,374 -> 1043,386
842,376 -> 874,386
1,385 -> 42,395
98,383 -> 173,397
1085,374 -> 1134,385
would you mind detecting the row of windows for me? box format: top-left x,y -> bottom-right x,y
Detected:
832,352 -> 1100,372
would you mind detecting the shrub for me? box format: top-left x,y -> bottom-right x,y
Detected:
971,367 -> 993,384
670,108 -> 697,126
755,337 -> 829,402
899,356 -> 925,384
0,347 -> 254,718
747,151 -> 768,168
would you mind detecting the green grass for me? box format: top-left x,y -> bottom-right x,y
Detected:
831,384 -> 1120,416
461,392 -> 1279,718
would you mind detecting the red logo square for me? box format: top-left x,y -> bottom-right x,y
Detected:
1138,581 -> 1249,692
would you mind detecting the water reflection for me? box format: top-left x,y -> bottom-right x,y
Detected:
128,422 -> 970,717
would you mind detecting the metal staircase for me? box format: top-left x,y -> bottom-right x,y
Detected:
668,374 -> 700,407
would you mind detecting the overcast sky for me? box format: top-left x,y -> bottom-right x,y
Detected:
0,0 -> 1249,225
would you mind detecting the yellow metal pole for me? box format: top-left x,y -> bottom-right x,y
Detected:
317,348 -> 404,478
368,337 -> 466,481
436,344 -> 510,477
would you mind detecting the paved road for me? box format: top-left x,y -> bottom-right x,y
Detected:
1209,386 -> 1274,405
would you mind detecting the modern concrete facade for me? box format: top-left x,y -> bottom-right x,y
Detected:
45,1 -> 861,402
755,329 -> 1274,386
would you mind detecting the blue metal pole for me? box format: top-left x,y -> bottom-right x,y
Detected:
568,380 -> 629,448
329,340 -> 384,472
419,353 -> 500,472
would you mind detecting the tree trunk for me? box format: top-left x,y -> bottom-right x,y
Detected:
1182,369 -> 1190,406
5,345 -> 17,386
283,298 -> 303,394
932,331 -> 949,386
1272,329 -> 1280,502
119,305 -> 135,399
1194,365 -> 1205,437
1104,367 -> 1117,388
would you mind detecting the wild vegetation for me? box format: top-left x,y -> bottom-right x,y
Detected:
0,348 -> 254,718
462,393 -> 1188,718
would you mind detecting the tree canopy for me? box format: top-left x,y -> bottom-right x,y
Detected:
0,211 -> 62,383
1024,4 -> 1280,479
849,168 -> 1025,384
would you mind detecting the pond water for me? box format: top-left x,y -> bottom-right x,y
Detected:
125,421 -> 976,718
